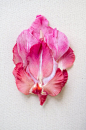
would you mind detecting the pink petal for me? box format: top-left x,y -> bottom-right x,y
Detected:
38,94 -> 47,106
13,63 -> 34,95
26,43 -> 42,79
16,29 -> 38,66
43,68 -> 68,96
58,47 -> 75,69
47,29 -> 69,60
56,31 -> 69,59
29,15 -> 49,40
26,41 -> 53,80
13,43 -> 22,65
42,42 -> 53,78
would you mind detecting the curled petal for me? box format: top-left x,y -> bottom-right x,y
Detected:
43,68 -> 68,96
13,63 -> 35,95
58,47 -> 75,69
13,43 -> 22,65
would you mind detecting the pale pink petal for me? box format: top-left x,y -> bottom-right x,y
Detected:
16,29 -> 38,66
47,29 -> 69,60
38,94 -> 47,106
56,31 -> 69,59
26,43 -> 42,79
42,42 -> 53,78
43,68 -> 68,96
13,63 -> 35,95
13,43 -> 22,64
58,47 -> 75,69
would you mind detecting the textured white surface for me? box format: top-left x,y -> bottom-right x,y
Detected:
0,0 -> 86,130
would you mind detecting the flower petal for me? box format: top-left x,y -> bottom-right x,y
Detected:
47,29 -> 69,60
29,15 -> 49,40
26,43 -> 42,79
16,29 -> 38,66
26,41 -> 53,80
38,94 -> 47,106
42,42 -> 53,78
13,43 -> 22,64
43,68 -> 68,96
58,47 -> 75,70
13,63 -> 35,95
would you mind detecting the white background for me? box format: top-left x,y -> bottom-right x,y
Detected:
0,0 -> 86,130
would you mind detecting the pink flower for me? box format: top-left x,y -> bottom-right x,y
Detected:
13,15 -> 75,105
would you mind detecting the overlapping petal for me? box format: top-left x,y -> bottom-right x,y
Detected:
16,29 -> 38,66
13,63 -> 35,95
43,68 -> 68,96
58,47 -> 75,69
42,42 -> 53,78
26,40 -> 53,80
13,43 -> 22,64
47,28 -> 69,60
29,15 -> 49,40
26,42 -> 42,79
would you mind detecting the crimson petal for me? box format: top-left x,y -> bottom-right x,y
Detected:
32,83 -> 42,95
38,94 -> 47,106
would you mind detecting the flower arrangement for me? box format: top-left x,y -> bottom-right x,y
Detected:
13,15 -> 75,105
